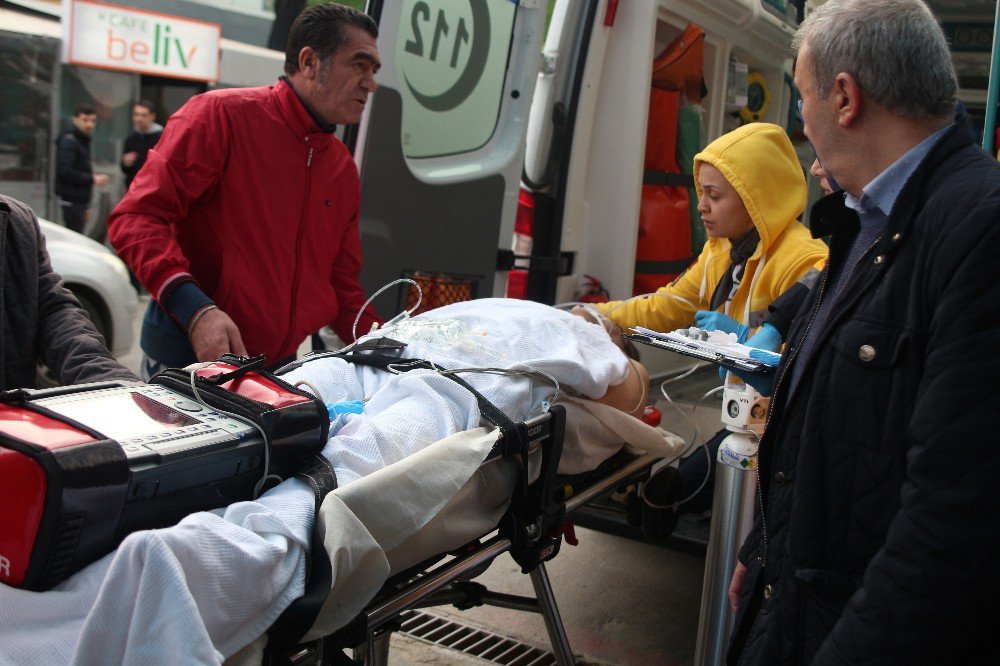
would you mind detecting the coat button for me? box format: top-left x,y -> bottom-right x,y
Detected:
858,345 -> 876,362
764,584 -> 773,600
774,471 -> 787,486
874,255 -> 885,265
892,233 -> 903,242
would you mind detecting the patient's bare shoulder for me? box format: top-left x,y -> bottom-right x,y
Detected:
595,358 -> 649,419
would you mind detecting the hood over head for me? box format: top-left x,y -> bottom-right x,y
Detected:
694,122 -> 806,254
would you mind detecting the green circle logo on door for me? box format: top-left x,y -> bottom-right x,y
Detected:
401,0 -> 491,112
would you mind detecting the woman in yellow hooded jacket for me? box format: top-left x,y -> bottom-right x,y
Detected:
589,122 -> 828,519
592,122 -> 827,339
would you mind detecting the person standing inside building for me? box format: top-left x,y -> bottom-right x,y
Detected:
55,104 -> 109,234
727,1 -> 1000,663
120,100 -> 163,189
108,4 -> 383,379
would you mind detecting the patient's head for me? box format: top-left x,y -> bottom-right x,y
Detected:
570,305 -> 627,351
569,305 -> 649,419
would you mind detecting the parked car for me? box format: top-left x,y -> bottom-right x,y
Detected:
37,218 -> 139,384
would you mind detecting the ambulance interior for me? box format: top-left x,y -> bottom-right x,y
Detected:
521,0 -> 802,369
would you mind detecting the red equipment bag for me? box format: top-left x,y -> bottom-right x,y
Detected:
634,88 -> 693,295
651,23 -> 706,102
0,356 -> 327,591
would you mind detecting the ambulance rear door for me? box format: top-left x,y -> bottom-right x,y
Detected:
350,0 -> 547,318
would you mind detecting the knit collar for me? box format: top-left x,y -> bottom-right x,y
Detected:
279,75 -> 338,134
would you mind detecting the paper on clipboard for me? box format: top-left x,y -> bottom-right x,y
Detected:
625,326 -> 779,374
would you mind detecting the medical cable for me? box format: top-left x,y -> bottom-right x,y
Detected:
293,379 -> 323,402
275,277 -> 427,376
351,278 -> 423,341
640,384 -> 725,511
654,377 -> 701,449
555,291 -> 701,318
185,362 -> 283,499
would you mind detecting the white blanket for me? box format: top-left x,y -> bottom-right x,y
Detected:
0,299 -> 675,664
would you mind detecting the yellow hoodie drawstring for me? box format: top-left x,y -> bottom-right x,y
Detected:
699,247 -> 713,302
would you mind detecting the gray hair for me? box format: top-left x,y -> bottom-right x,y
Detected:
792,0 -> 957,119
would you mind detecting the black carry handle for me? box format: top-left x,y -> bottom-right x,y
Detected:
197,354 -> 267,386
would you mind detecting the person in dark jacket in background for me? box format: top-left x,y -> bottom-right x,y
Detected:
55,104 -> 109,234
726,1 -> 1000,664
120,100 -> 163,189
0,194 -> 138,390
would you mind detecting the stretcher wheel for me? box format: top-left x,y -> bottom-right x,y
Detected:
640,465 -> 682,546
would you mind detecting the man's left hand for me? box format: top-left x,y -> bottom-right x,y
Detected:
189,307 -> 248,361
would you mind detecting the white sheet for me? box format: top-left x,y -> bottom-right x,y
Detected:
0,299 -> 670,664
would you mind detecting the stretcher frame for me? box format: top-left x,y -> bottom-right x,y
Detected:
274,404 -> 665,666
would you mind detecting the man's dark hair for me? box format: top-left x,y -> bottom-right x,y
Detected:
284,3 -> 378,75
73,104 -> 96,117
133,99 -> 155,113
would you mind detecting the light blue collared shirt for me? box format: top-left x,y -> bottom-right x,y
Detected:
843,123 -> 953,229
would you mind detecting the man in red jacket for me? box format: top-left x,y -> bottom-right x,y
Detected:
109,4 -> 382,378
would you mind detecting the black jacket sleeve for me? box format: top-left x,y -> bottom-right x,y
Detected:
29,208 -> 140,385
764,266 -> 822,340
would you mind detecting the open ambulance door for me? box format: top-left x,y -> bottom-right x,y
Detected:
522,0 -> 798,306
349,0 -> 547,319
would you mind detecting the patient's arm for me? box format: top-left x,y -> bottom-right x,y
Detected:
569,305 -> 650,419
595,357 -> 649,419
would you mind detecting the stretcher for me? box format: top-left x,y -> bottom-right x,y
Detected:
0,300 -> 686,665
275,441 -> 671,666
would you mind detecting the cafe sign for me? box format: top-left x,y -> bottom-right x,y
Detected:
62,0 -> 221,82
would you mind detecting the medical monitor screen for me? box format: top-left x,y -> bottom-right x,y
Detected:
42,391 -> 199,441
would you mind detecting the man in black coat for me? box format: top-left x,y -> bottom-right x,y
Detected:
0,194 -> 138,389
54,104 -> 109,234
120,100 -> 163,189
727,0 -> 1000,663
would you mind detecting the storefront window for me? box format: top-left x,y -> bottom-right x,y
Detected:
0,31 -> 58,216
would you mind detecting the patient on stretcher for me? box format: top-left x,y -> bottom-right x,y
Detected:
282,297 -> 655,485
0,298 -> 678,665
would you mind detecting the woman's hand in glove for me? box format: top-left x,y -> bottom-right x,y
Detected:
695,310 -> 749,342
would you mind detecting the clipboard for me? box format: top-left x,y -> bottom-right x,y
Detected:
623,329 -> 777,375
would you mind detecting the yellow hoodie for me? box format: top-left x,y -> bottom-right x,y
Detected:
595,122 -> 828,333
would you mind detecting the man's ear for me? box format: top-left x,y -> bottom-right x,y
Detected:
297,46 -> 321,79
832,72 -> 862,128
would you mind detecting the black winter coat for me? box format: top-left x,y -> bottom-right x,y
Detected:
120,128 -> 162,188
729,116 -> 1000,664
54,128 -> 94,204
0,195 -> 138,389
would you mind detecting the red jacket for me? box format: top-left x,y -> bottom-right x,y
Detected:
109,79 -> 381,363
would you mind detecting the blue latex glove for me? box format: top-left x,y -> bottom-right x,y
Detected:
749,348 -> 781,366
744,322 -> 782,353
719,348 -> 781,396
717,324 -> 783,396
694,310 -> 750,343
326,400 -> 364,420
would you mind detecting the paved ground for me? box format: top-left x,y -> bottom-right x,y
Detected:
117,302 -> 728,665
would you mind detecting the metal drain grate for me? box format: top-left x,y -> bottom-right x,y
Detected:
399,610 -> 557,665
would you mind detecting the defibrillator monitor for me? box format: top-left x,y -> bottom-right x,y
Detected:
1,362 -> 330,591
42,389 -> 200,436
34,384 -> 255,464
